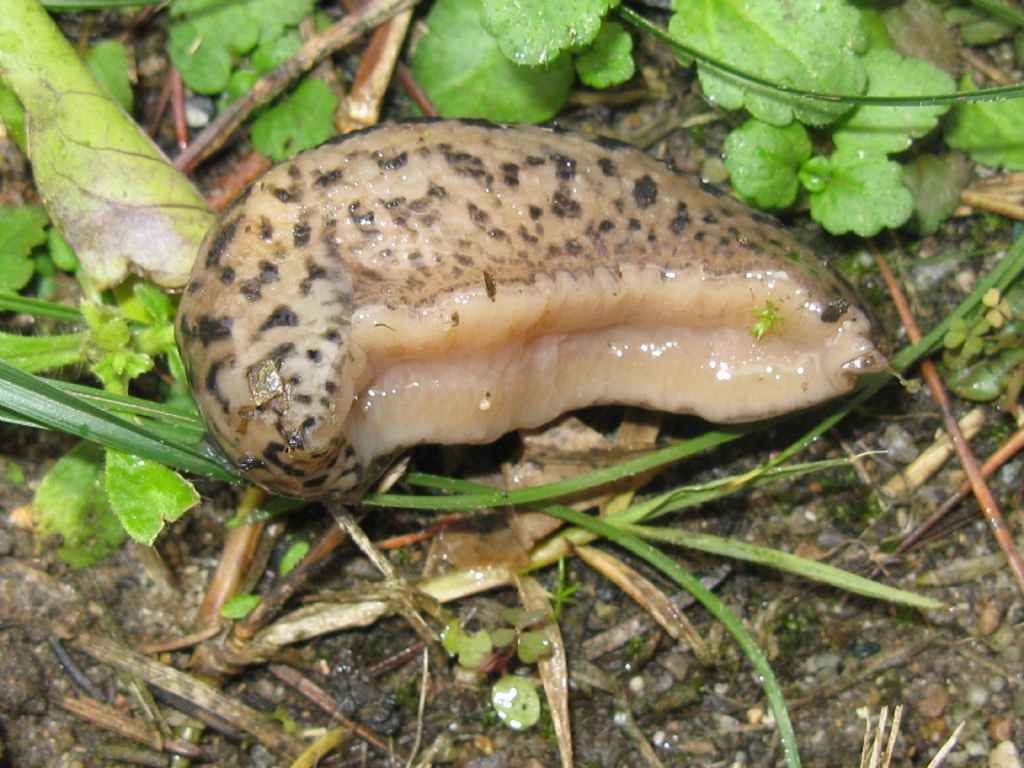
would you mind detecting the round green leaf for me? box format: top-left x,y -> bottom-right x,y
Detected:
491,675 -> 541,730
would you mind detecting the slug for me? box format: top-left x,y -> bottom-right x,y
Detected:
176,120 -> 885,499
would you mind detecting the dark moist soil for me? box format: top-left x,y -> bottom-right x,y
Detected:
2,9 -> 1023,768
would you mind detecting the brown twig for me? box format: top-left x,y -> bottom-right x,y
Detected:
175,0 -> 418,172
268,663 -> 406,763
232,522 -> 347,642
58,695 -> 205,759
886,422 -> 1024,561
337,5 -> 414,131
72,633 -> 307,760
872,245 -> 1024,595
169,67 -> 188,152
340,0 -> 438,117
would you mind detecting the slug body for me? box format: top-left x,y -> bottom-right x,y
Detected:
176,120 -> 884,498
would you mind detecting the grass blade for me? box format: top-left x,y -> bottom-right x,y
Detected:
0,359 -> 237,482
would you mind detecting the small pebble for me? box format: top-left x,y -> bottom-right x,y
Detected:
911,259 -> 957,292
989,741 -> 1023,768
881,424 -> 919,464
917,683 -> 950,718
659,652 -> 690,682
628,675 -> 645,696
967,685 -> 991,708
184,96 -> 215,129
988,675 -> 1007,694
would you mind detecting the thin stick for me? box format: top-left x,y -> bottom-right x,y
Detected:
888,422 -> 1024,560
72,633 -> 307,760
175,0 -> 417,172
872,245 -> 1024,595
268,663 -> 404,763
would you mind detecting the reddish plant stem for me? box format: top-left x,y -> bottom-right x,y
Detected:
872,246 -> 1024,595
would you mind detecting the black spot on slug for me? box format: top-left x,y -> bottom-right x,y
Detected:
599,219 -> 615,233
219,267 -> 235,285
293,222 -> 311,248
272,187 -> 298,204
260,305 -> 299,330
670,202 -> 691,234
302,473 -> 330,489
524,155 -> 545,166
378,151 -> 407,171
551,191 -> 581,219
204,218 -> 238,268
634,175 -> 658,209
259,261 -> 279,283
598,157 -> 616,177
550,153 -> 577,180
313,168 -> 344,188
501,162 -> 520,187
702,212 -> 719,225
517,225 -> 539,244
483,271 -> 497,300
259,217 -> 274,242
240,278 -> 261,301
699,179 -> 728,198
205,360 -> 230,414
528,205 -> 543,221
467,202 -> 488,225
196,316 -> 233,346
821,299 -> 849,323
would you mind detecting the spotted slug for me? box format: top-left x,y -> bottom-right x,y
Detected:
176,120 -> 885,498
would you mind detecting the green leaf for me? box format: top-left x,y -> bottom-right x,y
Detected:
105,449 -> 200,545
0,82 -> 27,151
250,78 -> 339,162
516,631 -> 552,664
250,29 -> 302,75
0,331 -> 85,373
668,0 -> 867,126
0,0 -> 214,288
411,0 -> 575,123
47,227 -> 79,273
220,593 -> 262,619
3,458 -> 25,487
947,348 -> 1024,401
833,48 -> 954,154
723,119 -> 811,209
168,0 -> 313,94
440,620 -> 493,669
132,281 -> 174,326
481,0 -> 618,66
84,40 -> 133,112
575,20 -> 634,88
902,152 -> 972,235
0,205 -> 48,293
804,148 -> 913,236
33,442 -> 126,568
490,676 -> 540,730
945,75 -> 1024,170
278,539 -> 309,576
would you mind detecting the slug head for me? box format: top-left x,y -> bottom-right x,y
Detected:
175,188 -> 365,498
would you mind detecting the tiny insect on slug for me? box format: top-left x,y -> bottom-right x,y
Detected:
176,120 -> 886,498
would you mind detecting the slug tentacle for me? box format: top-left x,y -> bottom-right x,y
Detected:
176,120 -> 885,499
